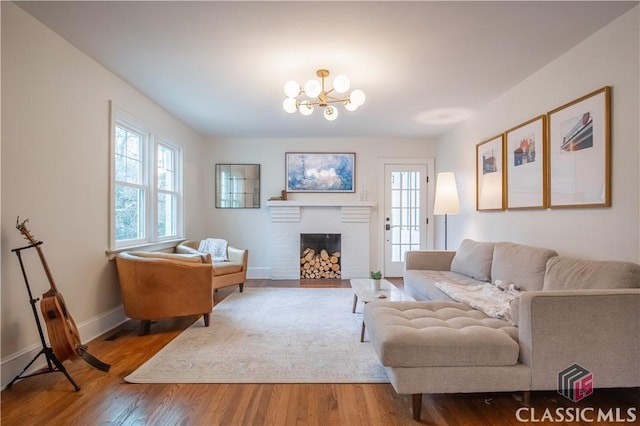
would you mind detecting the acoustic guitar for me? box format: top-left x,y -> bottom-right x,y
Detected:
16,217 -> 110,371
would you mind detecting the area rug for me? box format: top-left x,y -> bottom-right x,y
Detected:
124,287 -> 389,383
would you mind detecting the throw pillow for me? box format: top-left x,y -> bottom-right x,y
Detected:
491,242 -> 557,291
450,239 -> 495,282
543,256 -> 640,290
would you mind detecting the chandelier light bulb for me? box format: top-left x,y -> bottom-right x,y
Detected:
350,89 -> 366,107
333,75 -> 350,93
344,100 -> 359,112
283,97 -> 297,113
299,100 -> 314,116
324,105 -> 339,121
304,79 -> 322,98
284,80 -> 301,98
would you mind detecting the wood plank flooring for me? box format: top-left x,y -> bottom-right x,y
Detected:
2,279 -> 638,425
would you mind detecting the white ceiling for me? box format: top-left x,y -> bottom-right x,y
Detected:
15,1 -> 638,139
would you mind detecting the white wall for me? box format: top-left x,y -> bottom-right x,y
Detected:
435,6 -> 640,262
206,137 -> 437,277
1,2 -> 209,385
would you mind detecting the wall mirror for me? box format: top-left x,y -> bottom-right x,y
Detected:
215,164 -> 260,208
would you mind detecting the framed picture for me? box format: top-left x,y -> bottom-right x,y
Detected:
476,134 -> 505,211
547,87 -> 611,208
505,115 -> 547,209
285,152 -> 355,192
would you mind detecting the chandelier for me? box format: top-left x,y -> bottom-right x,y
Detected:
282,69 -> 366,121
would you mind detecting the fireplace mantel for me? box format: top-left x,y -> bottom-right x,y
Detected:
266,200 -> 375,208
267,200 -> 375,279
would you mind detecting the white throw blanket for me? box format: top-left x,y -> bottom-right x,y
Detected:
198,238 -> 228,262
435,280 -> 520,326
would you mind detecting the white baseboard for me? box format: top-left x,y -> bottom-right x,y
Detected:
1,305 -> 128,389
246,267 -> 271,279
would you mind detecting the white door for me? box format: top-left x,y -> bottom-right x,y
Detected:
383,163 -> 431,276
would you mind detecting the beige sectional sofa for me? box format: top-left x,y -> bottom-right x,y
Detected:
363,239 -> 640,421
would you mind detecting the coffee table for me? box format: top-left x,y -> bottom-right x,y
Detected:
350,278 -> 414,341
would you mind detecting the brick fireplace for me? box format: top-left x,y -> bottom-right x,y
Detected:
266,200 -> 375,279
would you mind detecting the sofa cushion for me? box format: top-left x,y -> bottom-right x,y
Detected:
212,262 -> 243,276
450,239 -> 495,282
491,242 -> 557,291
363,301 -> 519,367
543,256 -> 640,290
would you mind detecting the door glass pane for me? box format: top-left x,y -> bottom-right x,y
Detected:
391,172 -> 401,189
390,207 -> 401,226
391,226 -> 400,243
390,171 -> 421,261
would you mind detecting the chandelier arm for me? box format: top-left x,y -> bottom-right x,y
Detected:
325,95 -> 349,104
297,96 -> 348,106
298,99 -> 321,107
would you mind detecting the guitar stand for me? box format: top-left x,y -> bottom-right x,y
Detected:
7,242 -> 80,391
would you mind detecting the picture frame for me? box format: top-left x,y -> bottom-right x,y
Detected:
476,134 -> 505,211
547,87 -> 611,208
505,115 -> 547,209
285,152 -> 355,192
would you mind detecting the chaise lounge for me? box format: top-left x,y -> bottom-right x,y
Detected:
363,239 -> 640,420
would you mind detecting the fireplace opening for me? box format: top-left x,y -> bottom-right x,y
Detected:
299,233 -> 341,279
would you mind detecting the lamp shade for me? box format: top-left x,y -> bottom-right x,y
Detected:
304,79 -> 322,98
433,172 -> 460,215
324,105 -> 339,121
333,75 -> 350,93
299,100 -> 314,116
344,100 -> 358,111
284,80 -> 300,98
282,97 -> 297,113
350,89 -> 366,107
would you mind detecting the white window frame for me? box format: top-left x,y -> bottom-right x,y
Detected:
109,103 -> 184,253
155,138 -> 183,242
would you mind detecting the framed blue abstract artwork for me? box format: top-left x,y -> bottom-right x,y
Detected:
285,152 -> 355,192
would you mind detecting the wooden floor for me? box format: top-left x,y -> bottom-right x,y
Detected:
2,279 -> 638,425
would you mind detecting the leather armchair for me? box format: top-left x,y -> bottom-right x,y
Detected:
176,240 -> 248,292
115,251 -> 213,334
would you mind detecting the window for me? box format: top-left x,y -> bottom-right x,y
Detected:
110,105 -> 183,250
157,142 -> 179,238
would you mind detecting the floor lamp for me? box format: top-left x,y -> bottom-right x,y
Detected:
433,172 -> 460,250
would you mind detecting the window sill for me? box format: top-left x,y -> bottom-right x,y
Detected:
106,238 -> 186,260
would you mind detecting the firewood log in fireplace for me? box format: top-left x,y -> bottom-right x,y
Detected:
300,249 -> 341,279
